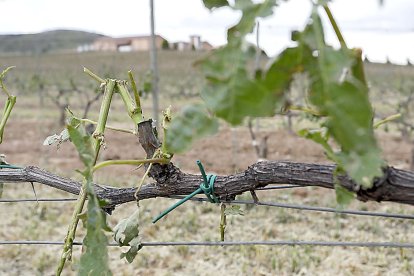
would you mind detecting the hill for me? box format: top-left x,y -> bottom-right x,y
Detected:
0,29 -> 105,54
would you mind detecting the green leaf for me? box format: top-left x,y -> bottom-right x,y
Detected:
67,124 -> 95,168
79,189 -> 112,276
295,6 -> 383,188
113,209 -> 142,263
200,47 -> 302,125
298,128 -> 335,161
334,183 -> 354,208
229,0 -> 276,40
263,47 -> 304,92
197,0 -> 282,125
66,124 -> 111,275
165,104 -> 219,153
43,128 -> 70,147
203,0 -> 229,9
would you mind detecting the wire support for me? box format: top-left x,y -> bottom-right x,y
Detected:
1,240 -> 414,248
166,196 -> 414,220
255,185 -> 303,190
0,198 -> 77,203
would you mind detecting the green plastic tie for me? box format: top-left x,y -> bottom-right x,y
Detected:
152,160 -> 219,223
0,164 -> 23,169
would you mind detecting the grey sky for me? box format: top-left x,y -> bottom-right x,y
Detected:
0,0 -> 413,63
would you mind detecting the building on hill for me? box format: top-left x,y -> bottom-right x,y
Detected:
90,35 -> 168,52
84,34 -> 213,52
169,35 -> 213,51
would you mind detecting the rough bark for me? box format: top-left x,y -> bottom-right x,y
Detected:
1,161 -> 414,209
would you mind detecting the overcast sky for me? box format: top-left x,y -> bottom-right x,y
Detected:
0,0 -> 413,64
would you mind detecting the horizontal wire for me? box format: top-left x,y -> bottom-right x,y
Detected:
255,185 -> 303,190
167,196 -> 414,220
0,198 -> 77,203
1,195 -> 413,220
1,240 -> 414,248
239,200 -> 414,220
2,187 -> 413,220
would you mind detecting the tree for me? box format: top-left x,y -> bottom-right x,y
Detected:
161,39 -> 169,50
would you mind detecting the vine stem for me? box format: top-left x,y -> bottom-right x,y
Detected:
374,113 -> 402,129
79,118 -> 135,134
220,203 -> 227,242
56,183 -> 87,275
128,70 -> 142,113
323,4 -> 347,48
287,105 -> 325,117
57,76 -> 115,275
134,151 -> 160,200
135,163 -> 154,200
93,158 -> 169,172
117,81 -> 143,125
93,79 -> 116,164
0,96 -> 16,144
0,66 -> 15,97
84,67 -> 105,83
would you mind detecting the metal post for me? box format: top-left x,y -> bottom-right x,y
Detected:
149,0 -> 159,125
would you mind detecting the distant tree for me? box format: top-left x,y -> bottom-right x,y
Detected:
162,39 -> 169,50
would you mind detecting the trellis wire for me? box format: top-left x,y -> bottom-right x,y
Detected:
1,240 -> 414,249
2,183 -> 414,251
0,198 -> 77,203
2,195 -> 414,220
168,196 -> 414,220
255,184 -> 303,190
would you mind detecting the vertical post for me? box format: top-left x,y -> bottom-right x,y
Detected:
254,22 -> 261,133
149,0 -> 160,126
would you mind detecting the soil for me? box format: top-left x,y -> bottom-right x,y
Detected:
1,118 -> 412,178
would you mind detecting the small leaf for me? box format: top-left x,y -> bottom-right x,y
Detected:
79,203 -> 112,275
79,176 -> 112,275
295,6 -> 384,188
198,0 -> 282,125
230,0 -> 276,39
43,129 -> 70,147
334,183 -> 354,208
67,125 -> 95,168
200,45 -> 285,125
113,209 -> 142,263
298,128 -> 335,161
203,0 -> 229,9
224,205 -> 245,216
0,154 -> 9,165
166,105 -> 219,153
77,212 -> 87,227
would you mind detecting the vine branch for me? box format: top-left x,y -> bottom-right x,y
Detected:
1,161 -> 414,209
2,120 -> 414,212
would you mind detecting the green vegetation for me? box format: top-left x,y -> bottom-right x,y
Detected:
0,29 -> 104,54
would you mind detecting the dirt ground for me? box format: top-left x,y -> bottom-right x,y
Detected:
2,117 -> 412,176
1,116 -> 414,275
